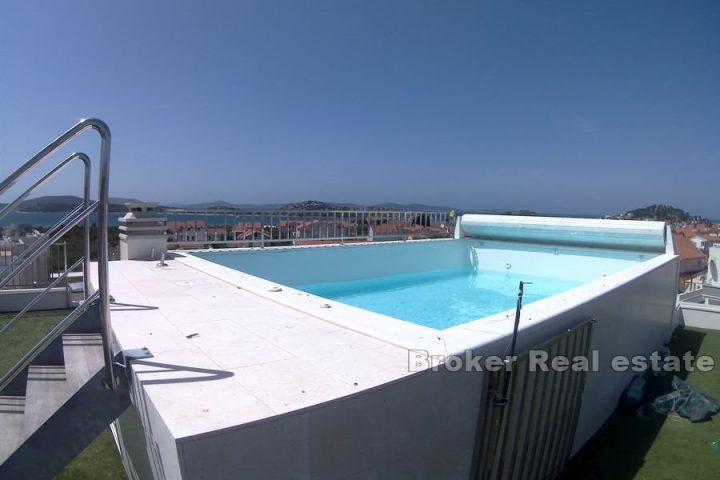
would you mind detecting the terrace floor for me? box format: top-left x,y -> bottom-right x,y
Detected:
101,257 -> 413,441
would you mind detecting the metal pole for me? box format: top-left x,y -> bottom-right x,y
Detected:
92,119 -> 117,391
82,155 -> 91,299
494,280 -> 532,406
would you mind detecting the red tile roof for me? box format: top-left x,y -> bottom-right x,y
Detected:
165,221 -> 185,232
233,222 -> 263,234
166,220 -> 207,231
372,221 -> 405,234
673,233 -> 706,260
184,220 -> 207,229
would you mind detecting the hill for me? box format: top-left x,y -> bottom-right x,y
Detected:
370,202 -> 452,212
166,200 -> 452,212
282,200 -> 335,210
164,201 -> 285,210
620,204 -> 710,223
109,197 -> 143,205
7,195 -> 128,213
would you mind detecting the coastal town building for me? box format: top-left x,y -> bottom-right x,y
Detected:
672,232 -> 707,291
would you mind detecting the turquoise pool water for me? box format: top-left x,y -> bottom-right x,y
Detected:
299,268 -> 582,329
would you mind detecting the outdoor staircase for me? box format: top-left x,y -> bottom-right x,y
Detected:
0,119 -> 132,479
0,331 -> 130,478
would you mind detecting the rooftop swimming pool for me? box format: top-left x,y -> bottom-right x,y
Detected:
298,268 -> 581,329
189,227 -> 660,331
117,215 -> 678,480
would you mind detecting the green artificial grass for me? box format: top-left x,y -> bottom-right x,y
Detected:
561,326 -> 720,479
0,309 -> 69,373
54,429 -> 127,480
0,310 -> 127,479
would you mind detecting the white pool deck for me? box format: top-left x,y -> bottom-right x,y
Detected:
102,257 -> 419,441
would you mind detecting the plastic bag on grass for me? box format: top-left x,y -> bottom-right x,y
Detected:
650,376 -> 720,422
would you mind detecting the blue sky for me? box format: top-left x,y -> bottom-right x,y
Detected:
1,1 -> 718,216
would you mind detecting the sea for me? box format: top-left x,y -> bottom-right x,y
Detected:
0,211 -> 246,228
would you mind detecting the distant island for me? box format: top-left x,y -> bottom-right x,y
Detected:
0,195 -> 130,213
617,204 -> 711,224
500,209 -> 539,216
170,199 -> 453,212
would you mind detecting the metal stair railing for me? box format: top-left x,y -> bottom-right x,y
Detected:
0,201 -> 97,289
0,256 -> 85,335
0,152 -> 91,294
0,118 -> 117,390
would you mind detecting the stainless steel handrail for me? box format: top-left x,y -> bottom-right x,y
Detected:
0,119 -> 107,195
0,202 -> 86,284
0,151 -> 91,295
0,153 -> 90,223
0,118 -> 115,390
0,290 -> 101,393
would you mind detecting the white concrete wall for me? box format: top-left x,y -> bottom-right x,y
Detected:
518,257 -> 678,453
122,254 -> 677,479
126,374 -> 183,480
678,286 -> 720,330
467,239 -> 655,283
680,306 -> 720,330
120,235 -> 167,261
0,287 -> 69,312
680,257 -> 705,274
191,240 -> 469,286
190,238 -> 657,287
417,253 -> 677,459
175,367 -> 485,480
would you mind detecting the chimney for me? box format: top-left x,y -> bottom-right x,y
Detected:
118,202 -> 167,260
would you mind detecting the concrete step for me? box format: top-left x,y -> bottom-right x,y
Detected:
63,334 -> 104,390
0,364 -> 73,467
0,396 -> 25,414
0,335 -> 129,478
0,409 -> 24,463
0,396 -> 26,462
22,365 -> 72,439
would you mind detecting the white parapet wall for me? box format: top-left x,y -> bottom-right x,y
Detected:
119,234 -> 167,261
0,287 -> 70,313
678,286 -> 720,330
